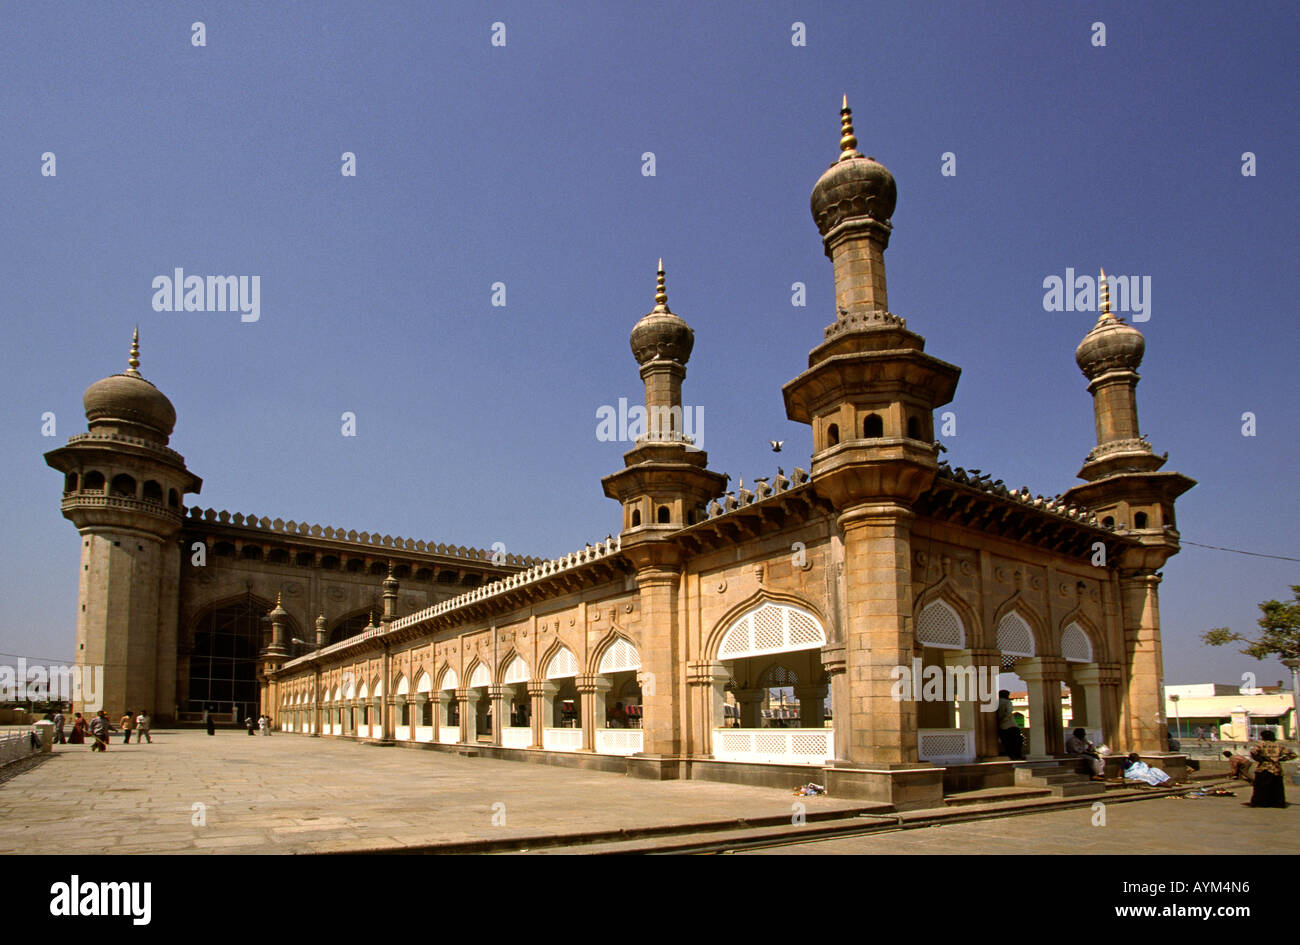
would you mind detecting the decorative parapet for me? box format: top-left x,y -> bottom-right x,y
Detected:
180,505 -> 544,566
62,431 -> 189,465
278,535 -> 624,670
704,466 -> 812,519
936,462 -> 1102,527
824,308 -> 908,339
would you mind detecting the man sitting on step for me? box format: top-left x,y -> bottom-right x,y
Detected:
1065,728 -> 1106,781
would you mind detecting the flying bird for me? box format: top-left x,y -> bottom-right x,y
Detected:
770,440 -> 784,452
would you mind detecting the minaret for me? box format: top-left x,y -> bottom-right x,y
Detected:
1062,270 -> 1194,753
601,262 -> 726,767
783,99 -> 960,780
44,330 -> 202,723
261,593 -> 291,717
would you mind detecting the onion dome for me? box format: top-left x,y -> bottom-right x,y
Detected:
268,592 -> 288,620
1075,269 -> 1145,379
629,260 -> 695,365
82,328 -> 177,438
810,96 -> 897,237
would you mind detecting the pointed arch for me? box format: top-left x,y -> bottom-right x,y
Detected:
357,681 -> 369,701
705,590 -> 830,662
542,642 -> 580,679
913,578 -> 980,646
914,595 -> 972,650
1060,623 -> 1094,663
467,660 -> 491,688
394,674 -> 409,697
370,676 -> 383,698
592,631 -> 641,674
991,593 -> 1048,657
1057,608 -> 1104,662
415,669 -> 432,694
437,665 -> 459,691
500,652 -> 531,685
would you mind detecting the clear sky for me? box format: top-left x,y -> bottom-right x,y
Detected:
2,1 -> 1296,689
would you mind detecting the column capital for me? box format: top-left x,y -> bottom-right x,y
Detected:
820,642 -> 847,675
687,661 -> 730,685
1015,656 -> 1068,683
527,680 -> 559,697
837,502 -> 914,532
576,675 -> 613,694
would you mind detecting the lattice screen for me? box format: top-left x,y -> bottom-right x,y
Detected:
597,637 -> 641,674
916,600 -> 965,649
718,603 -> 827,659
545,646 -> 579,679
503,655 -> 531,684
395,676 -> 410,696
761,664 -> 800,687
440,668 -> 459,691
996,612 -> 1035,657
469,663 -> 491,688
1061,623 -> 1093,662
416,673 -> 433,693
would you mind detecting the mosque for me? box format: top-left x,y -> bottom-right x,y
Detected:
45,100 -> 1193,807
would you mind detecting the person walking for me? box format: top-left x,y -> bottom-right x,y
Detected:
69,712 -> 87,745
204,708 -> 215,736
52,709 -> 66,745
1248,730 -> 1297,808
120,710 -> 135,745
88,710 -> 115,752
135,710 -> 152,744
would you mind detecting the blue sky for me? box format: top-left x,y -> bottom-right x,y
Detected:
2,1 -> 1296,688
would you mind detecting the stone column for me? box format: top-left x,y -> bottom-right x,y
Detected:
578,675 -> 613,752
458,689 -> 476,742
940,649 -> 976,758
1017,657 -> 1067,758
1117,572 -> 1168,752
1069,663 -> 1105,734
839,503 -> 919,764
488,685 -> 508,746
734,687 -> 766,728
528,680 -> 557,749
966,648 -> 1002,760
821,645 -> 848,761
1098,662 -> 1123,746
794,683 -> 829,727
633,566 -> 683,758
437,691 -> 453,741
380,647 -> 394,741
687,661 -> 730,756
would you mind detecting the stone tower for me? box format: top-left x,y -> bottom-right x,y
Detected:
44,330 -> 202,722
1062,276 -> 1194,751
783,99 -> 961,768
603,263 -> 727,770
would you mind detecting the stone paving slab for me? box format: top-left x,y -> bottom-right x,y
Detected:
0,731 -> 866,855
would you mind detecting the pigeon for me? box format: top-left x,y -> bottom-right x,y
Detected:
770,440 -> 784,452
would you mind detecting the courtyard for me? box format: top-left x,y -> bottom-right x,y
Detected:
1,731 -> 1295,855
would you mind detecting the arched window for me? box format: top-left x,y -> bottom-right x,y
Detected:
1061,623 -> 1094,662
1134,511 -> 1148,529
368,561 -> 385,575
167,489 -> 179,508
347,559 -> 365,573
212,542 -> 236,558
64,472 -> 79,493
657,506 -> 670,524
906,416 -> 921,439
1103,516 -> 1115,528
83,471 -> 105,492
241,545 -> 263,560
393,564 -> 411,579
916,600 -> 966,649
267,549 -> 290,564
187,598 -> 266,715
296,552 -> 315,567
142,480 -> 163,503
110,474 -> 137,498
329,612 -> 375,644
863,414 -> 883,438
718,602 -> 826,660
996,612 -> 1036,669
320,555 -> 340,570
827,423 -> 840,446
631,509 -> 642,527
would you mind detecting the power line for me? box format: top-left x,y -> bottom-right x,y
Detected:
1181,540 -> 1300,563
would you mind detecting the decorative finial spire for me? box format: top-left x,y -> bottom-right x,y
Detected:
127,326 -> 141,375
652,258 -> 671,313
1097,267 -> 1118,324
276,591 -> 282,607
839,94 -> 863,160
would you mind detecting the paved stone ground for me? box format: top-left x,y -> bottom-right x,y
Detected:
0,731 -> 866,854
740,790 -> 1300,855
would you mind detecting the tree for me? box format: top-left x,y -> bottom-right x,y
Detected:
1201,585 -> 1300,662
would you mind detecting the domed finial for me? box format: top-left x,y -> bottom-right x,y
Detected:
652,258 -> 671,313
1097,268 -> 1118,324
127,326 -> 141,375
839,95 -> 863,160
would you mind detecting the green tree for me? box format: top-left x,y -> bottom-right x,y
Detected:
1201,585 -> 1300,661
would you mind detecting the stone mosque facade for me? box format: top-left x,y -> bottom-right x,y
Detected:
46,101 -> 1193,807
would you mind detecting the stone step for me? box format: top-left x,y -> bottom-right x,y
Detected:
943,786 -> 1052,807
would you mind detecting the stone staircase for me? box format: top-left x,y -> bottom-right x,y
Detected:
1014,761 -> 1106,797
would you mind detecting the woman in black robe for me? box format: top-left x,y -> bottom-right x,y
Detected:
1249,730 -> 1296,808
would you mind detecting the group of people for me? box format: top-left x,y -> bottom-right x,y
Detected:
47,709 -> 152,750
245,713 -> 273,736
